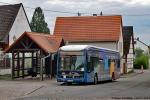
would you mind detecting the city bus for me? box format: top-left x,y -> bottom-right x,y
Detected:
57,45 -> 120,84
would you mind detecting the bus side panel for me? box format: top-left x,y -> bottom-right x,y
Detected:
115,53 -> 121,79
97,51 -> 108,81
85,72 -> 94,83
104,58 -> 112,81
84,48 -> 121,83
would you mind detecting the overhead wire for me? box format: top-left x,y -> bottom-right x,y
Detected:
0,1 -> 150,16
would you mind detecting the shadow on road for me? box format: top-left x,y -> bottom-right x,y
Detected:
59,80 -> 118,86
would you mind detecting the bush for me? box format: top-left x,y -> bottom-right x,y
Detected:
134,54 -> 149,69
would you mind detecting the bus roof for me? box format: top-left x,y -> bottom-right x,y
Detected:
60,45 -> 119,53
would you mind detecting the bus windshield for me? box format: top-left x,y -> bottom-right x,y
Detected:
59,51 -> 84,71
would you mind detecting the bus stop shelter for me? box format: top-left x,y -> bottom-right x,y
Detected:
5,32 -> 64,80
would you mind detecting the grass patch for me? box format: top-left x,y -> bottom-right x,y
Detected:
0,74 -> 11,80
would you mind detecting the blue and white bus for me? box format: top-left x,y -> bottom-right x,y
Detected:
57,45 -> 120,84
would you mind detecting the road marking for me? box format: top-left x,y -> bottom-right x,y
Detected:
24,85 -> 44,96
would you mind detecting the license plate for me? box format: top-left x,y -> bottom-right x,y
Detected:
67,80 -> 73,82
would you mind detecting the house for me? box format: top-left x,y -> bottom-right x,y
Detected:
54,15 -> 124,73
123,26 -> 135,73
5,32 -> 65,79
0,3 -> 31,68
0,3 -> 31,49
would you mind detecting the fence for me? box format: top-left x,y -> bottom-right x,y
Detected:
0,52 -> 11,69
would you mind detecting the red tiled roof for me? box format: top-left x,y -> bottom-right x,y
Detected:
5,32 -> 63,53
27,32 -> 63,53
54,15 -> 122,42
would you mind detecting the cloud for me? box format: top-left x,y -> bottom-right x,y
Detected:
129,0 -> 150,6
22,0 -> 150,44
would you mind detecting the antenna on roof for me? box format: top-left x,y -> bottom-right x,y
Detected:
77,12 -> 81,16
100,11 -> 103,16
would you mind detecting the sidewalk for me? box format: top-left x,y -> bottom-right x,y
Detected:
120,69 -> 145,78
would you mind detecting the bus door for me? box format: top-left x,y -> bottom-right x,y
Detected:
110,60 -> 115,78
98,59 -> 105,81
87,56 -> 94,82
87,56 -> 100,82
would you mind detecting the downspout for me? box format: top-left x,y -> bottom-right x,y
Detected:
40,53 -> 51,81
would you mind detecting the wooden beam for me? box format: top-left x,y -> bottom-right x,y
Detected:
32,52 -> 34,72
28,42 -> 33,48
17,52 -> 20,77
50,55 -> 52,79
40,50 -> 44,81
22,52 -> 25,78
13,57 -> 37,59
21,41 -> 34,49
12,51 -> 15,79
21,41 -> 28,49
13,49 -> 39,52
40,59 -> 43,81
36,51 -> 38,73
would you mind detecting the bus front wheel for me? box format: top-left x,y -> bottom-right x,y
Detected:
94,75 -> 98,85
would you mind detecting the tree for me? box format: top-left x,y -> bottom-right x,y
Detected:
135,47 -> 144,57
134,48 -> 149,69
30,7 -> 50,33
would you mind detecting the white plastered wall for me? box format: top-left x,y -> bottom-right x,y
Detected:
9,6 -> 31,45
127,37 -> 134,72
67,42 -> 117,50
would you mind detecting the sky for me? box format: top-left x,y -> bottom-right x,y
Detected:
0,0 -> 150,49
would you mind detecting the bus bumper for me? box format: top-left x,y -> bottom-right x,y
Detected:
57,78 -> 84,83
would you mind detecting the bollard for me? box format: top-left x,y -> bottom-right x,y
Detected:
141,65 -> 144,73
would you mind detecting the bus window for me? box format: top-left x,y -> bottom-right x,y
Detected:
87,56 -> 93,72
108,59 -> 111,68
60,55 -> 84,71
93,57 -> 99,72
117,60 -> 120,68
113,59 -> 120,69
62,57 -> 71,70
104,58 -> 109,70
87,56 -> 99,72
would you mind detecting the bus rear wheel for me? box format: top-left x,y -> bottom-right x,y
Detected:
94,75 -> 98,85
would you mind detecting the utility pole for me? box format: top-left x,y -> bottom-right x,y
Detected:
135,37 -> 150,54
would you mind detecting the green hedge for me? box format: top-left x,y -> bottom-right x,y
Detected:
134,54 -> 149,69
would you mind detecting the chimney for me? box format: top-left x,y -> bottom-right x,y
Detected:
77,12 -> 81,16
100,11 -> 103,16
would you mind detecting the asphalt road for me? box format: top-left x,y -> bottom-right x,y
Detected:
16,70 -> 150,100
